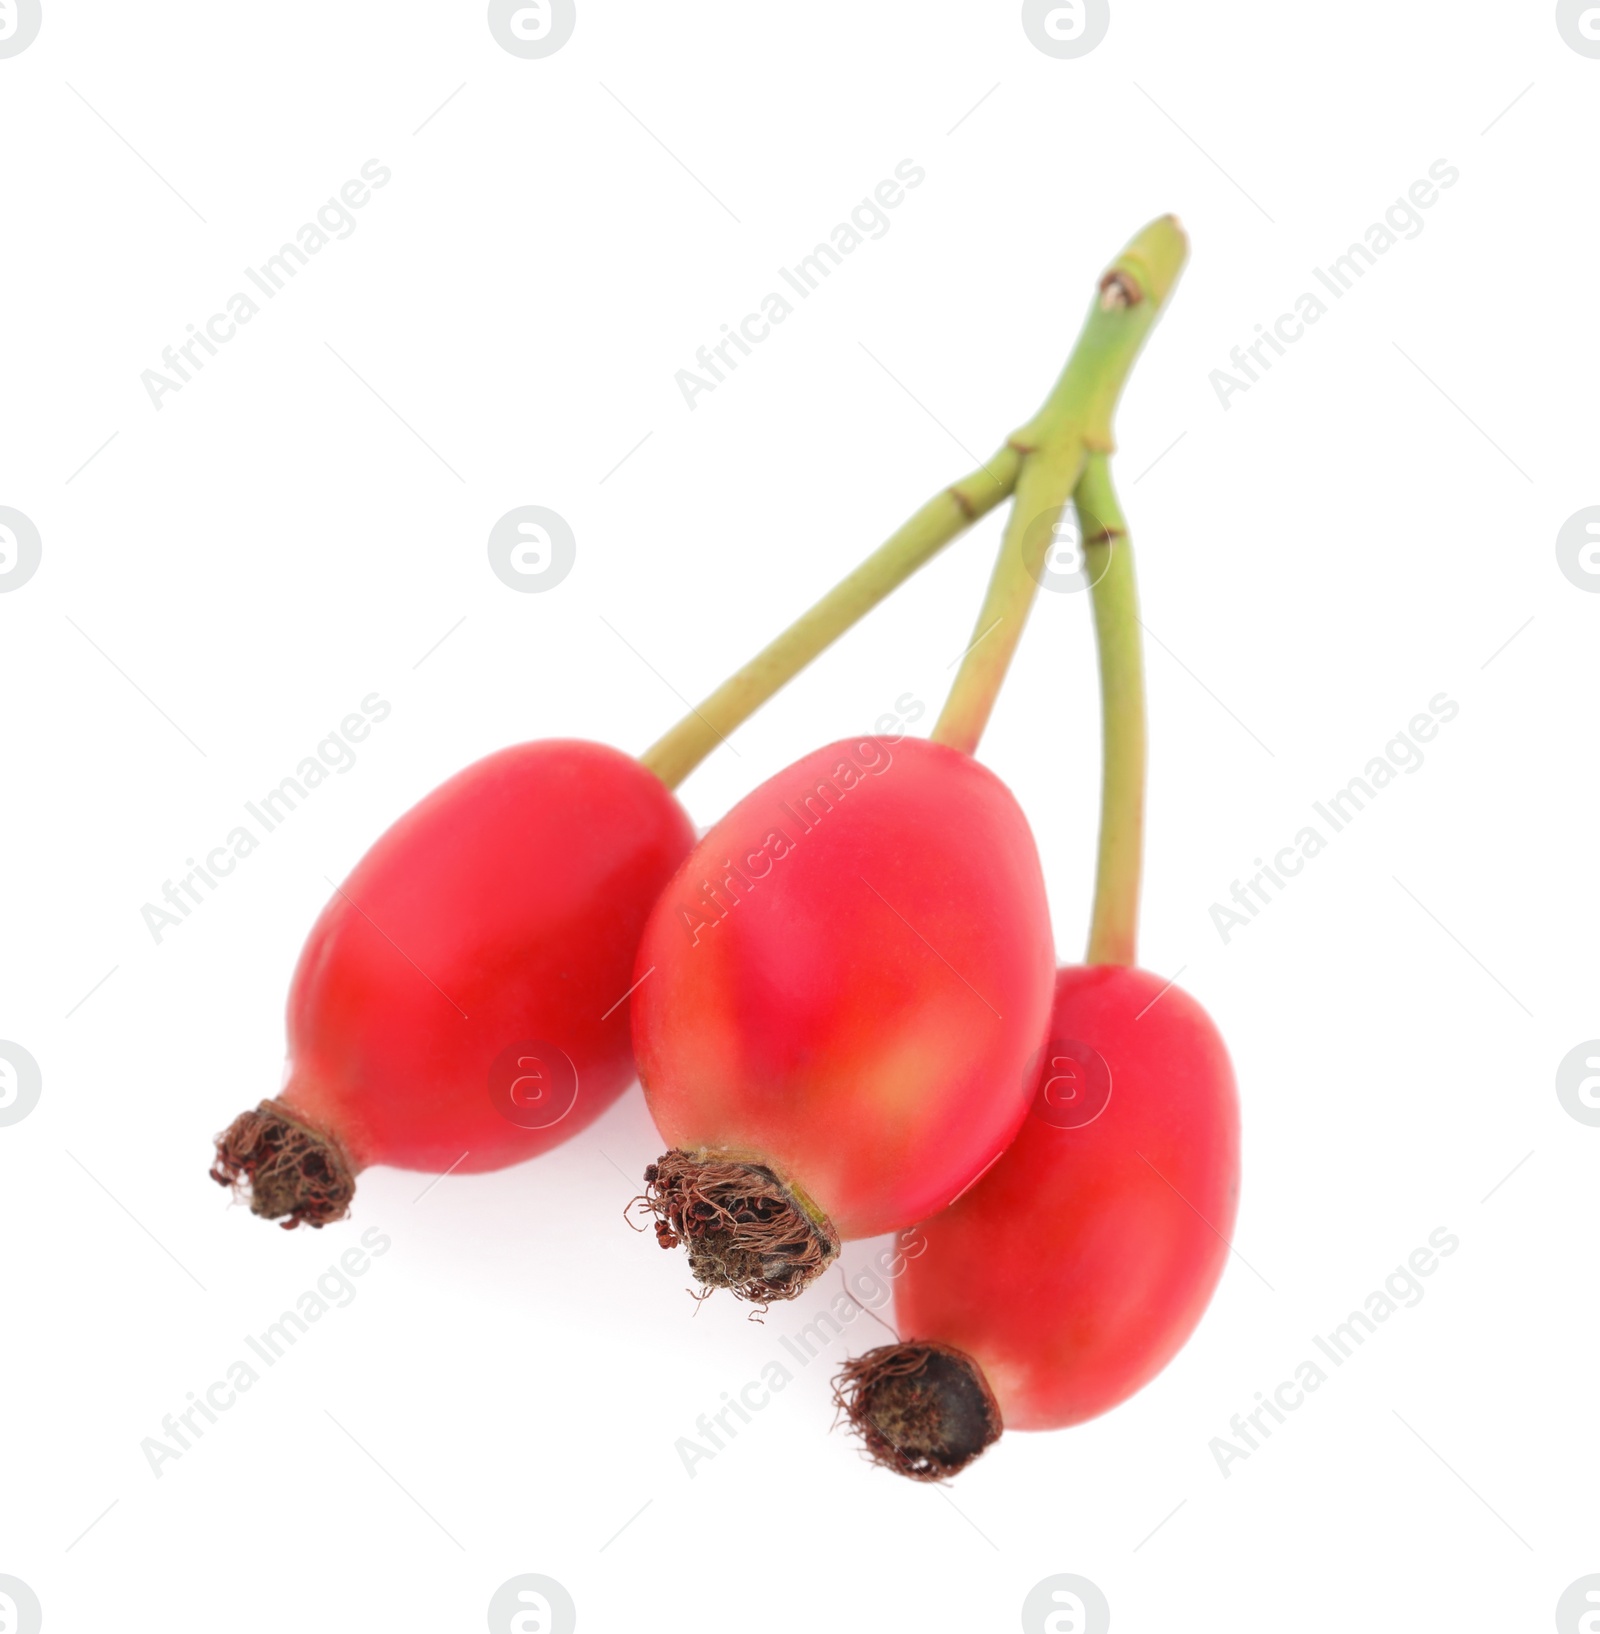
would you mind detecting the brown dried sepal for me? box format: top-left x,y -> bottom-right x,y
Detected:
210,1099 -> 356,1229
1097,266 -> 1144,310
637,1149 -> 840,1307
833,1341 -> 1002,1482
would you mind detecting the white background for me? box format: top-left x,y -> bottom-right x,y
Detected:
2,3 -> 1597,1630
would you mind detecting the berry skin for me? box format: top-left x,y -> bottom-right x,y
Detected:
213,740 -> 695,1226
631,734 -> 1056,1302
839,963 -> 1239,1474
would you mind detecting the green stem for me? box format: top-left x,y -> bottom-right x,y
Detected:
1078,454 -> 1144,966
932,215 -> 1187,756
638,451 -> 1020,789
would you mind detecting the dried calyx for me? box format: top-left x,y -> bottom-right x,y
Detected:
834,1341 -> 1002,1482
637,1149 -> 840,1306
1097,267 -> 1144,310
210,1099 -> 356,1229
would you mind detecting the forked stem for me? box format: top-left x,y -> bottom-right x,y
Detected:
639,454 -> 1020,789
933,216 -> 1187,755
641,215 -> 1188,790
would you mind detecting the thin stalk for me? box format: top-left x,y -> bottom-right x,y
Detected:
932,215 -> 1187,755
638,450 -> 1021,789
932,442 -> 1084,757
1077,454 -> 1144,966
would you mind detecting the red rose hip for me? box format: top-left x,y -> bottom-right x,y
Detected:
212,740 -> 695,1226
631,734 -> 1055,1303
212,220 -> 1188,1235
629,219 -> 1193,1303
835,444 -> 1244,1480
210,403 -> 1055,1230
837,964 -> 1239,1477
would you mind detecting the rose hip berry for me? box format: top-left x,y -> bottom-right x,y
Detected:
209,369 -> 1059,1232
631,734 -> 1055,1304
838,963 -> 1239,1478
836,437 -> 1243,1480
212,741 -> 695,1226
629,219 -> 1191,1308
